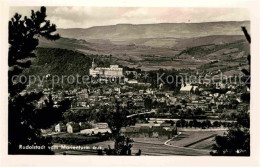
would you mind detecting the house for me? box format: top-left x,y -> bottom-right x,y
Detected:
135,123 -> 151,128
67,123 -> 80,133
152,124 -> 162,130
180,84 -> 193,96
139,90 -> 144,94
152,132 -> 159,137
79,122 -> 92,129
120,127 -> 127,133
55,123 -> 66,132
167,97 -> 177,106
146,88 -> 154,95
127,80 -> 138,84
77,92 -> 89,100
76,101 -> 87,107
134,101 -> 145,107
41,128 -> 52,134
95,122 -> 109,129
193,86 -> 199,92
80,128 -> 111,135
237,103 -> 249,111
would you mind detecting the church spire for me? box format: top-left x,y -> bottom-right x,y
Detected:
92,58 -> 96,68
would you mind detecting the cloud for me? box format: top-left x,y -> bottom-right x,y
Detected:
9,7 -> 250,28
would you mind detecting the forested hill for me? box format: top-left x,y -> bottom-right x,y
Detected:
57,21 -> 250,41
25,48 -> 108,76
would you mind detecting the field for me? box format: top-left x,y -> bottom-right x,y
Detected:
53,130 -> 226,156
38,30 -> 249,72
167,130 -> 225,148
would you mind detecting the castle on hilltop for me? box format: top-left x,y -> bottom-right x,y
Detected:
89,59 -> 123,77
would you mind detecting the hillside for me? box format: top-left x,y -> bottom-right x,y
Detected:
177,40 -> 249,58
38,36 -> 249,71
36,21 -> 250,72
128,35 -> 246,48
39,35 -> 247,60
57,21 -> 250,43
25,48 -> 100,76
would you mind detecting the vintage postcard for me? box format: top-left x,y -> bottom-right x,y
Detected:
0,0 -> 260,167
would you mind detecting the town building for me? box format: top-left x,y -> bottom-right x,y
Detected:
55,123 -> 66,132
80,128 -> 111,135
180,84 -> 198,96
89,59 -> 123,77
94,122 -> 109,129
67,123 -> 80,133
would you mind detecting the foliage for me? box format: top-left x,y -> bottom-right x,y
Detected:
63,109 -> 95,123
211,27 -> 250,156
143,69 -> 181,90
52,133 -> 110,145
211,126 -> 250,156
97,101 -> 137,155
104,136 -> 133,155
144,97 -> 153,110
8,6 -> 62,154
32,48 -> 93,75
177,40 -> 247,58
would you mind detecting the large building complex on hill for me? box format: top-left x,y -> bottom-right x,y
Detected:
89,59 -> 123,77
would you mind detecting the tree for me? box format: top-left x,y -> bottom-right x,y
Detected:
180,118 -> 186,128
206,120 -> 212,128
188,121 -> 194,128
8,6 -> 61,154
211,126 -> 250,156
213,121 -> 220,128
211,27 -> 250,156
104,101 -> 133,155
241,26 -> 251,89
193,119 -> 199,128
97,101 -> 137,155
201,121 -> 207,128
144,97 -> 152,110
176,120 -> 181,127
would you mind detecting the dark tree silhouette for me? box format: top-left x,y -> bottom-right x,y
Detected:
100,101 -> 136,155
241,26 -> 251,89
144,97 -> 152,110
8,6 -> 62,154
106,101 -> 131,154
211,27 -> 250,156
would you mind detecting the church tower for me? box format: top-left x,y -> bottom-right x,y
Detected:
92,58 -> 96,69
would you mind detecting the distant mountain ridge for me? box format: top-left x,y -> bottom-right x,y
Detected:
37,21 -> 250,71
57,21 -> 250,41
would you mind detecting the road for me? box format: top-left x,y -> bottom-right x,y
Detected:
127,110 -> 156,118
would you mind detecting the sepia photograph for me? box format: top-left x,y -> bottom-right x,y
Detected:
1,0 -> 260,166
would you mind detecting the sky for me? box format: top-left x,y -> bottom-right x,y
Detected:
9,7 -> 250,28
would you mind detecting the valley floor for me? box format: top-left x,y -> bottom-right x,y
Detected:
53,130 -> 226,156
